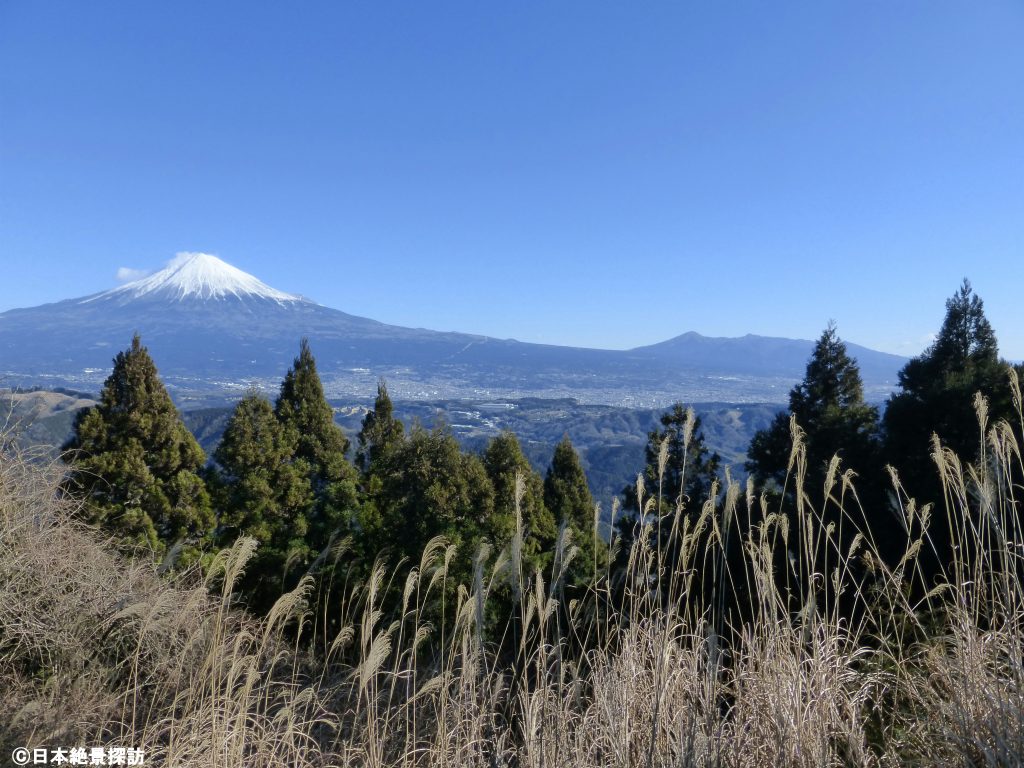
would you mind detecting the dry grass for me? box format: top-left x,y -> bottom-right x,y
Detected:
2,373 -> 1022,767
0,448 -> 333,766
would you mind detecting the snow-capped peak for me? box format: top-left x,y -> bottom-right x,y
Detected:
86,252 -> 303,304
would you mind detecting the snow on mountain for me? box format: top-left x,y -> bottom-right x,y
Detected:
84,252 -> 303,305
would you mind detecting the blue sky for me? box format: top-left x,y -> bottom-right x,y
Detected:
2,2 -> 1022,358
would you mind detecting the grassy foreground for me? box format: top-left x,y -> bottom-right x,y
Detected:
1,391 -> 1022,767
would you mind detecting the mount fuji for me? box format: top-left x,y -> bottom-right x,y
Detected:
89,252 -> 302,305
0,253 -> 906,406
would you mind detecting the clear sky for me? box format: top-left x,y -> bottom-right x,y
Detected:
2,2 -> 1022,359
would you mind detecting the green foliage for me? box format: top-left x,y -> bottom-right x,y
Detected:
622,403 -> 721,518
617,404 -> 722,583
482,431 -> 557,570
274,339 -> 360,561
883,280 -> 1014,502
63,335 -> 212,564
211,391 -> 313,609
356,379 -> 404,476
744,324 -> 886,602
544,435 -> 604,581
747,323 -> 880,495
353,380 -> 407,565
213,340 -> 362,609
367,423 -> 494,579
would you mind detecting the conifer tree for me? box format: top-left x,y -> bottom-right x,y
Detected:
63,335 -> 212,564
370,424 -> 495,580
745,324 -> 885,583
545,435 -> 596,538
883,280 -> 1013,502
616,404 -> 722,608
622,403 -> 721,519
353,379 -> 406,562
274,339 -> 359,560
483,431 -> 557,570
356,379 -> 404,476
544,434 -> 604,582
211,391 -> 313,609
879,280 -> 1019,584
747,323 -> 880,495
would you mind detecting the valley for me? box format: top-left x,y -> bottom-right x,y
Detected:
2,387 -> 778,515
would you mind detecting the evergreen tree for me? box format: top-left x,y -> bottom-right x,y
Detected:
274,339 -> 359,562
745,324 -> 886,595
370,424 -> 495,580
482,431 -> 557,571
356,379 -> 404,476
63,335 -> 212,564
211,391 -> 313,609
622,403 -> 721,519
883,280 -> 1013,504
617,404 -> 721,577
747,323 -> 880,496
616,404 -> 722,612
353,379 -> 406,561
544,435 -> 604,579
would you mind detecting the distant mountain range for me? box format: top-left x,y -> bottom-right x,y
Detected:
0,253 -> 906,406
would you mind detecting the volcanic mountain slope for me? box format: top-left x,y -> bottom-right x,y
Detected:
633,331 -> 904,384
0,253 -> 906,405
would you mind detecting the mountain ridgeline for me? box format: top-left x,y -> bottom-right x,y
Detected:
0,252 -> 906,406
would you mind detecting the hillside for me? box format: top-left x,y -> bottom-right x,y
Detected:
1,388 -> 98,457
